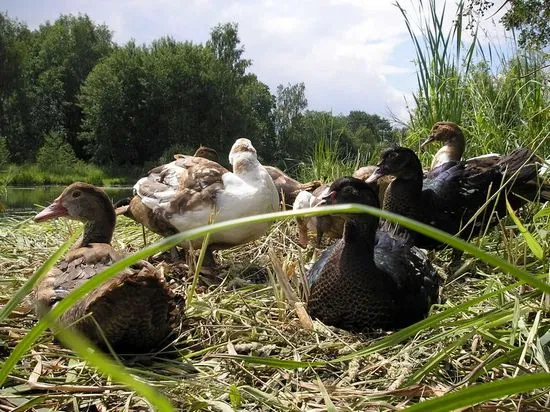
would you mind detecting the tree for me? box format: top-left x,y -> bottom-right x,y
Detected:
79,42 -> 149,164
28,15 -> 113,157
206,23 -> 253,154
273,82 -> 308,163
0,13 -> 32,162
465,0 -> 550,48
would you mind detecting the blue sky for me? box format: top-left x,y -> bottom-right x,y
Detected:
3,0 -> 509,122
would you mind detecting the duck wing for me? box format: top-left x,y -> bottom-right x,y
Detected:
129,156 -> 230,233
374,227 -> 440,326
417,161 -> 468,244
34,244 -> 184,353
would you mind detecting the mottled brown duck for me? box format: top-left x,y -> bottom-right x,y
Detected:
367,146 -> 550,250
120,138 -> 279,265
352,165 -> 393,206
263,165 -> 322,208
422,121 -> 505,170
306,177 -> 439,331
34,182 -> 183,353
192,145 -> 219,162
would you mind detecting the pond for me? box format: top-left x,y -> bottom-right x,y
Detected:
1,186 -> 134,219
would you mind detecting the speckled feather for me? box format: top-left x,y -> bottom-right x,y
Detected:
33,183 -> 184,353
307,177 -> 439,331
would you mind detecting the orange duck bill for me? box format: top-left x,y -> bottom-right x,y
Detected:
34,196 -> 68,222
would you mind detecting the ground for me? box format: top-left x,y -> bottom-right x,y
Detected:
0,210 -> 549,411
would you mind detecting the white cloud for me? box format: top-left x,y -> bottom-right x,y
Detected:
4,0 -> 509,122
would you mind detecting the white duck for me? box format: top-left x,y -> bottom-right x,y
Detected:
123,138 -> 280,264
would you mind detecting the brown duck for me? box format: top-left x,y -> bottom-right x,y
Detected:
293,184 -> 345,247
34,182 -> 183,353
293,167 -> 392,248
263,165 -> 322,208
421,121 -> 550,205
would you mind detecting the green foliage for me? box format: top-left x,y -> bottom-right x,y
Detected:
79,25 -> 275,165
6,163 -> 124,186
0,136 -> 9,167
273,82 -> 309,163
399,0 -> 550,159
0,13 -> 113,162
36,130 -> 78,172
396,0 -> 477,133
466,0 -> 550,48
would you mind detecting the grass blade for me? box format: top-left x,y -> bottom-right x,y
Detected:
403,373 -> 550,411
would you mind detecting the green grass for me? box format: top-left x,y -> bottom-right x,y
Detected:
3,163 -> 140,186
398,0 -> 550,163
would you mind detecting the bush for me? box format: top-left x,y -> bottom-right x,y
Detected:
0,136 -> 10,168
36,130 -> 79,172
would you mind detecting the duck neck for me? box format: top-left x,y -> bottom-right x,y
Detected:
81,208 -> 116,247
342,214 -> 378,262
383,173 -> 423,219
433,133 -> 465,167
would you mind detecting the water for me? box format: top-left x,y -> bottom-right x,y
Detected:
1,186 -> 134,218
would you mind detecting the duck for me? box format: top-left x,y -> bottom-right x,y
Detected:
293,167 -> 393,248
306,177 -> 439,331
366,146 -> 550,250
121,138 -> 280,265
352,165 -> 393,206
421,121 -> 503,170
293,185 -> 344,248
192,145 -> 219,162
263,165 -> 322,208
33,182 -> 183,353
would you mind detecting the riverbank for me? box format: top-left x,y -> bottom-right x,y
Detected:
0,163 -> 143,186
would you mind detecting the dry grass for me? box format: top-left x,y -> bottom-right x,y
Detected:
1,209 -> 550,411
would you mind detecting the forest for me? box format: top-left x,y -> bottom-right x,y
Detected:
0,13 -> 395,184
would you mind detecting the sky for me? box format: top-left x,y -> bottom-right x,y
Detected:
3,0 -> 510,123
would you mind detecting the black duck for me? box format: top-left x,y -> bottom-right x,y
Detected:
306,177 -> 439,331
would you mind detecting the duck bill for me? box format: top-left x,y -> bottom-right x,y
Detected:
420,134 -> 436,150
365,168 -> 386,183
34,197 -> 68,222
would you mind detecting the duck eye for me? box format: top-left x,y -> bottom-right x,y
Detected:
72,191 -> 81,198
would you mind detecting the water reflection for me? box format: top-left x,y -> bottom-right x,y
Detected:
1,186 -> 133,214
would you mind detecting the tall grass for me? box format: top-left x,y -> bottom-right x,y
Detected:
298,113 -> 377,182
398,0 -> 550,158
396,0 -> 477,135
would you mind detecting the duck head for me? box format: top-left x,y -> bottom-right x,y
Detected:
193,146 -> 219,162
34,182 -> 116,245
228,138 -> 259,173
366,147 -> 423,183
420,121 -> 464,151
319,177 -> 379,209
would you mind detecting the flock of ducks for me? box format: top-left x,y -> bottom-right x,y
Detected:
32,123 -> 550,353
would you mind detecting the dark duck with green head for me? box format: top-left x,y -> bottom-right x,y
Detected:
367,145 -> 550,249
306,177 -> 440,331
